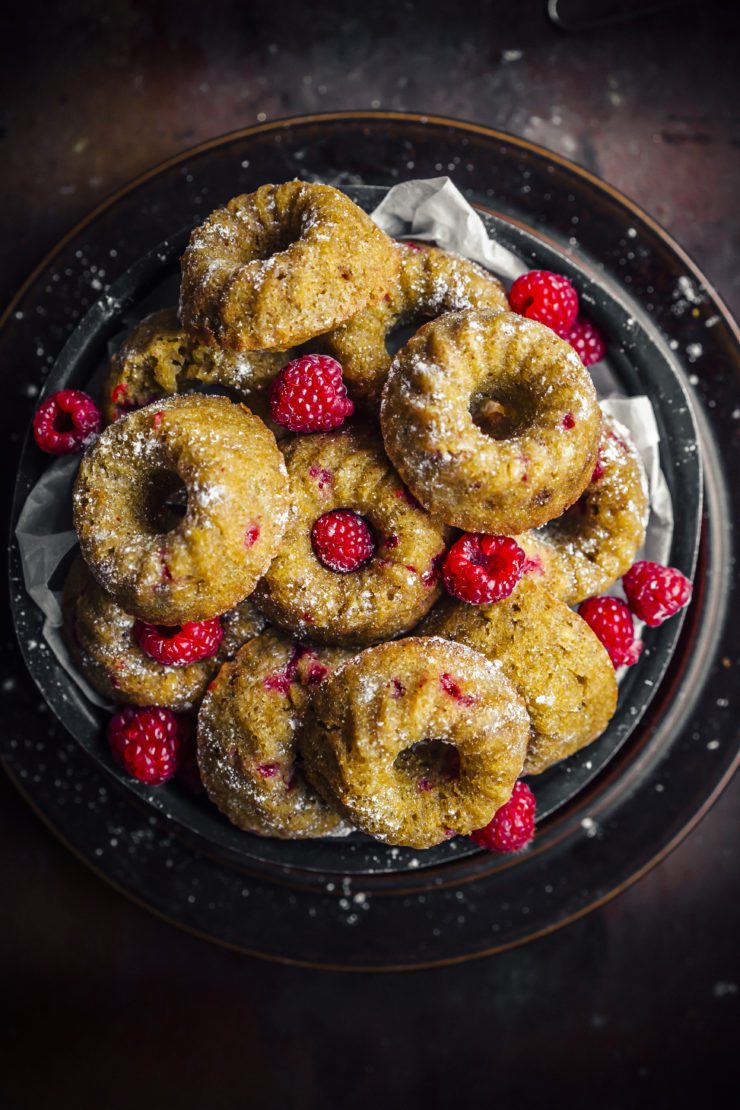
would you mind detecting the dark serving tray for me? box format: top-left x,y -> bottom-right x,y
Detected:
3,113 -> 737,968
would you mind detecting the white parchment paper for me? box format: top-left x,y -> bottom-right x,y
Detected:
16,177 -> 673,705
372,177 -> 528,282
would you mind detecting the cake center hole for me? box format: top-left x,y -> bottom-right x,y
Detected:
470,387 -> 533,440
394,739 -> 461,790
143,470 -> 188,534
253,220 -> 301,265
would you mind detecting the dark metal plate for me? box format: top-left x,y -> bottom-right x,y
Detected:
2,113 -> 737,967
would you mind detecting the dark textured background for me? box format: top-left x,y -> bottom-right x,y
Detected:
1,2 -> 738,1107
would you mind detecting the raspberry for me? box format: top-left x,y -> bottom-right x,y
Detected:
134,617 -> 223,666
470,780 -> 536,853
391,677 -> 406,698
564,315 -> 607,367
107,706 -> 183,784
509,270 -> 579,337
244,523 -> 260,548
263,642 -> 320,694
439,672 -> 477,706
269,354 -> 354,432
579,596 -> 643,668
311,509 -> 375,572
33,389 -> 102,455
622,560 -> 693,627
443,534 -> 525,604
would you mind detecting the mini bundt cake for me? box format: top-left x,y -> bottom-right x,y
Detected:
252,428 -> 449,645
516,414 -> 649,604
179,182 -> 401,351
318,241 -> 508,405
299,636 -> 531,848
422,577 -> 618,774
103,308 -> 290,423
197,628 -> 352,838
380,309 -> 602,534
73,394 -> 289,624
62,556 -> 267,710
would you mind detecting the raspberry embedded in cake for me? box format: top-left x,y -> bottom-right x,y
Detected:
440,672 -> 477,706
308,464 -> 334,491
244,522 -> 260,548
443,533 -> 525,604
257,762 -> 280,779
134,617 -> 224,666
311,509 -> 375,572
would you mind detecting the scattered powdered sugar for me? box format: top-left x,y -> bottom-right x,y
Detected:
713,982 -> 738,999
671,275 -> 707,317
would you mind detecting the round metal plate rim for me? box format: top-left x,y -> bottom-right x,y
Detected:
2,113 -> 737,967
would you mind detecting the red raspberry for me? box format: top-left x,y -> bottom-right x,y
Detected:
564,315 -> 607,367
107,706 -> 183,784
311,509 -> 375,572
439,673 -> 477,706
622,560 -> 693,627
509,270 -> 579,337
134,617 -> 223,666
269,354 -> 354,432
579,596 -> 643,668
470,780 -> 536,853
443,534 -> 525,604
33,389 -> 102,455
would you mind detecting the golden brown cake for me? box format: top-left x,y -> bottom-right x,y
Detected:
421,578 -> 618,774
252,428 -> 449,646
62,556 -> 267,710
299,636 -> 531,848
103,308 -> 290,423
73,394 -> 289,624
179,182 -> 401,351
380,309 -> 602,534
197,629 -> 352,838
317,241 -> 508,405
516,414 -> 649,604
